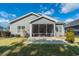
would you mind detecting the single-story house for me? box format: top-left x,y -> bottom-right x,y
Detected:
65,19 -> 79,36
10,12 -> 65,37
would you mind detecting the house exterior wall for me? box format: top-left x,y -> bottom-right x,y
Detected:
31,18 -> 55,24
30,18 -> 56,37
31,18 -> 65,37
10,13 -> 65,37
66,19 -> 79,36
67,20 -> 79,27
66,25 -> 79,36
55,25 -> 65,37
10,14 -> 39,36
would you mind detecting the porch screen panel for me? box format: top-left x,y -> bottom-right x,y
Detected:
39,24 -> 46,36
39,24 -> 46,33
47,24 -> 54,36
32,24 -> 54,37
32,24 -> 39,36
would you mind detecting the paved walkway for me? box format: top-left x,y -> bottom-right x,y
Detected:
24,37 -> 68,44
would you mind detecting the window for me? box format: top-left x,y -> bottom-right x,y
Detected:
32,24 -> 38,33
47,24 -> 53,36
56,25 -> 62,32
39,24 -> 46,36
56,26 -> 58,32
22,26 -> 25,29
59,26 -> 61,32
39,24 -> 46,33
17,26 -> 21,33
47,24 -> 53,33
18,26 -> 21,29
32,24 -> 39,36
17,26 -> 25,33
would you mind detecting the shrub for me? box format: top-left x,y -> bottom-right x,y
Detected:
15,34 -> 21,37
0,31 -> 11,37
22,29 -> 29,38
65,27 -> 75,43
10,34 -> 15,37
5,31 -> 11,37
24,33 -> 29,38
0,31 -> 1,37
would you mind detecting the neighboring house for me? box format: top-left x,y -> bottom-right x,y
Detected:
65,19 -> 79,36
0,26 -> 3,31
0,26 -> 10,37
0,26 -> 9,32
10,12 -> 65,37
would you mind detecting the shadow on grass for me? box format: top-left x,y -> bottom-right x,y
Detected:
0,40 -> 79,56
18,44 -> 79,56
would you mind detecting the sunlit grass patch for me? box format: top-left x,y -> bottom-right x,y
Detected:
0,37 -> 26,46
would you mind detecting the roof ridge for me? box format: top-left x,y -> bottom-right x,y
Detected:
30,16 -> 57,23
10,12 -> 40,24
38,13 -> 59,22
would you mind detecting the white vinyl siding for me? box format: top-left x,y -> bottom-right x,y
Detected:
10,14 -> 39,36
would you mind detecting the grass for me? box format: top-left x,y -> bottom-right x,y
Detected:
0,37 -> 26,46
75,37 -> 79,42
0,37 -> 79,56
0,43 -> 79,56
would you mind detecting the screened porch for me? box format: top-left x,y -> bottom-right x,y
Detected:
32,24 -> 55,37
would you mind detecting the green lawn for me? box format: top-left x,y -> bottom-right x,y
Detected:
0,37 -> 79,56
0,37 -> 26,46
75,37 -> 79,42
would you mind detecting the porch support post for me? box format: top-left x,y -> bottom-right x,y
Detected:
54,24 -> 56,37
30,24 -> 32,37
62,25 -> 65,36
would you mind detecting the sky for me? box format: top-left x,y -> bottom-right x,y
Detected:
0,3 -> 79,27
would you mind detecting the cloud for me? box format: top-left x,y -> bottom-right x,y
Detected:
39,4 -> 54,16
44,11 -> 52,15
0,18 -> 9,23
0,18 -> 10,28
40,5 -> 47,10
0,11 -> 16,28
65,13 -> 79,23
65,18 -> 74,23
39,5 -> 48,13
55,3 -> 59,7
60,3 -> 79,13
74,14 -> 79,19
40,4 -> 48,10
0,11 -> 16,19
44,9 -> 54,16
15,8 -> 21,12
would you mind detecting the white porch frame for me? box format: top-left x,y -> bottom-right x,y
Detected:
54,24 -> 56,37
30,24 -> 32,37
30,24 -> 56,37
